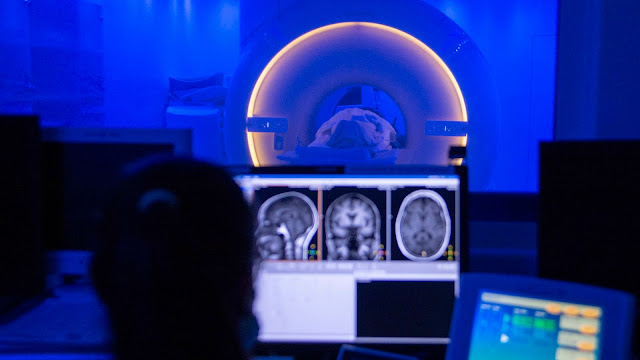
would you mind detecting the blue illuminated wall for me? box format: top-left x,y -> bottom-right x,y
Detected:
0,0 -> 103,125
0,0 -> 239,128
103,0 -> 239,128
555,0 -> 640,140
433,0 -> 557,192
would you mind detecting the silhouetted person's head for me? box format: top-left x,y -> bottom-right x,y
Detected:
91,157 -> 255,360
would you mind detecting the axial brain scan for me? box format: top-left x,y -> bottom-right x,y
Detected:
255,192 -> 318,260
325,193 -> 381,260
396,190 -> 450,261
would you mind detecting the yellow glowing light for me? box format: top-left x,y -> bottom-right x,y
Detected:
246,22 -> 468,167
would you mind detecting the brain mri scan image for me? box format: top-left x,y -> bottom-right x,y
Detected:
255,192 -> 319,260
325,193 -> 382,260
395,190 -> 451,261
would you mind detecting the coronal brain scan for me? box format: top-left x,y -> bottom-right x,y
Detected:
325,192 -> 381,260
395,190 -> 451,261
255,192 -> 319,260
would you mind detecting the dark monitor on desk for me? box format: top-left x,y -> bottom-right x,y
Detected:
538,140 -> 640,354
234,166 -> 467,346
0,115 -> 45,300
40,127 -> 191,275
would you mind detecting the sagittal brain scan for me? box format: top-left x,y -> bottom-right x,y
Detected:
395,190 -> 451,261
255,192 -> 319,260
325,193 -> 381,260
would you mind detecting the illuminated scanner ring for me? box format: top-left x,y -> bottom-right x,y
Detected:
246,22 -> 468,167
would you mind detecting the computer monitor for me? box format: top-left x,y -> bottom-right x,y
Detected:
40,127 -> 191,277
0,115 -> 45,304
538,140 -> 640,353
446,274 -> 635,360
234,166 -> 467,345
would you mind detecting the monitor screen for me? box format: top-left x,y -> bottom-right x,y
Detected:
234,171 -> 463,344
41,127 -> 191,252
468,291 -> 602,360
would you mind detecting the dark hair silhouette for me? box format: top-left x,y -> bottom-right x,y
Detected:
92,157 -> 254,360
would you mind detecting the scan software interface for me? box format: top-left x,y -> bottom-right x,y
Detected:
469,292 -> 602,360
234,173 -> 461,343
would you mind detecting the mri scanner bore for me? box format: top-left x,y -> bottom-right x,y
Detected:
254,190 -> 319,261
313,85 -> 406,147
229,21 -> 476,170
227,3 -> 503,189
324,192 -> 383,261
276,85 -> 406,164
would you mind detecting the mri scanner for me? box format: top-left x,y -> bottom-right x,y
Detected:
225,0 -> 500,189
